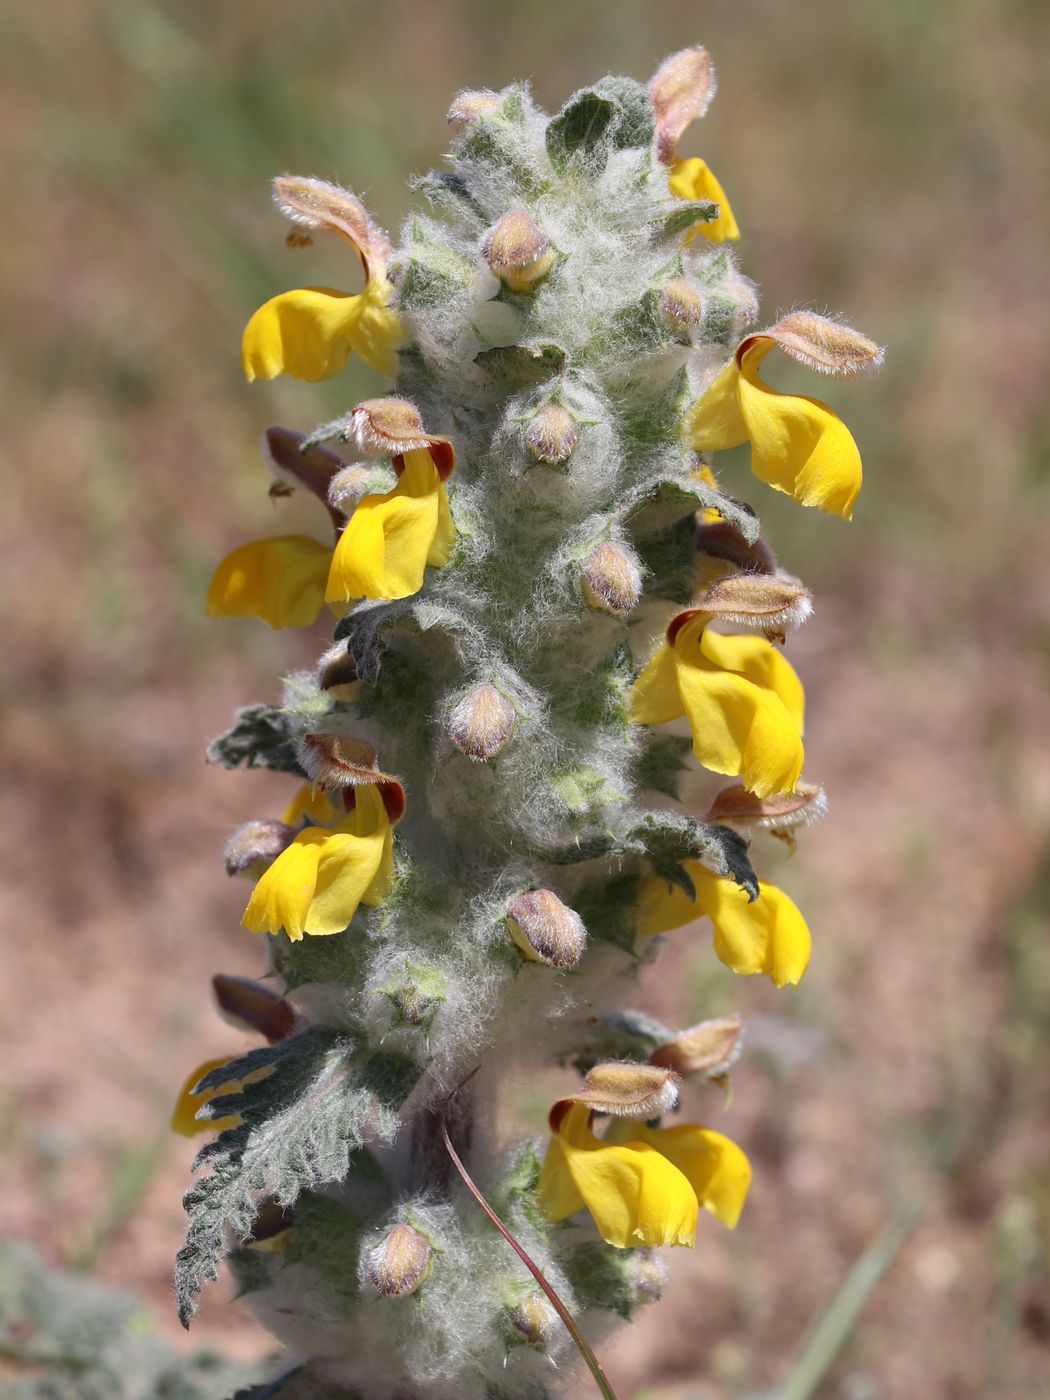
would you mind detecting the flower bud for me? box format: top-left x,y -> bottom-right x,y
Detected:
482,210 -> 555,293
524,402 -> 579,464
212,974 -> 297,1044
661,276 -> 704,332
448,685 -> 516,761
580,541 -> 643,619
629,1251 -> 669,1305
566,1061 -> 679,1118
695,571 -> 812,641
649,46 -> 717,163
327,462 -> 396,514
695,519 -> 777,575
316,641 -> 361,703
506,890 -> 587,970
223,819 -> 297,880
447,89 -> 501,127
364,1223 -> 433,1298
650,1015 -> 744,1078
761,312 -> 885,378
506,1293 -> 557,1346
383,965 -> 447,1027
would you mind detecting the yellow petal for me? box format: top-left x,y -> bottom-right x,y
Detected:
241,787 -> 390,940
561,1135 -> 698,1249
636,863 -> 812,987
738,340 -> 862,519
206,536 -> 333,630
538,1131 -> 587,1223
668,157 -> 741,242
635,868 -> 704,938
688,356 -> 749,453
698,630 -> 806,735
673,617 -> 804,797
630,642 -> 686,726
281,782 -> 341,828
694,867 -> 812,986
326,450 -> 445,602
632,1123 -> 752,1229
171,1056 -> 242,1137
241,280 -> 401,383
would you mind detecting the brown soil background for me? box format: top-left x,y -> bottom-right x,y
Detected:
2,2 -> 1050,1396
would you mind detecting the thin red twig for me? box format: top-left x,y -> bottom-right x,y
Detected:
439,1072 -> 618,1400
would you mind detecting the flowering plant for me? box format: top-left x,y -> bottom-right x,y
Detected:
177,44 -> 880,1398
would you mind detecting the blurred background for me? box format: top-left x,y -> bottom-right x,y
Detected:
2,0 -> 1049,1395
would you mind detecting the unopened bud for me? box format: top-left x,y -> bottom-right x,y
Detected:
568,1061 -> 679,1118
695,519 -> 777,575
224,819 -> 297,880
696,571 -> 812,640
506,890 -> 587,970
317,641 -> 361,703
447,89 -> 501,127
705,781 -> 827,832
383,965 -> 447,1027
327,462 -> 396,514
661,276 -> 704,332
448,685 -> 516,761
212,974 -> 296,1044
649,46 -> 717,163
580,541 -> 643,619
760,312 -> 885,378
482,210 -> 555,293
506,1292 -> 557,1346
525,402 -> 579,464
629,1251 -> 669,1305
364,1223 -> 433,1298
650,1015 -> 744,1078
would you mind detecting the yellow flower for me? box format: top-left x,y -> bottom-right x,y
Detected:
539,1102 -> 751,1249
325,447 -> 454,603
242,782 -> 399,941
171,1056 -> 273,1136
206,535 -> 333,630
241,176 -> 402,382
637,859 -> 811,987
281,782 -> 341,827
689,333 -> 864,520
668,156 -> 740,242
631,611 -> 804,798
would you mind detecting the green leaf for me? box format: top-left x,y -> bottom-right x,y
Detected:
206,705 -> 303,776
593,76 -> 655,151
546,92 -> 616,173
411,170 -> 487,223
633,733 -> 694,798
573,871 -> 642,953
176,1030 -> 420,1325
475,342 -> 567,387
629,811 -> 758,901
333,601 -> 410,684
546,78 -> 655,175
652,200 -> 717,242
